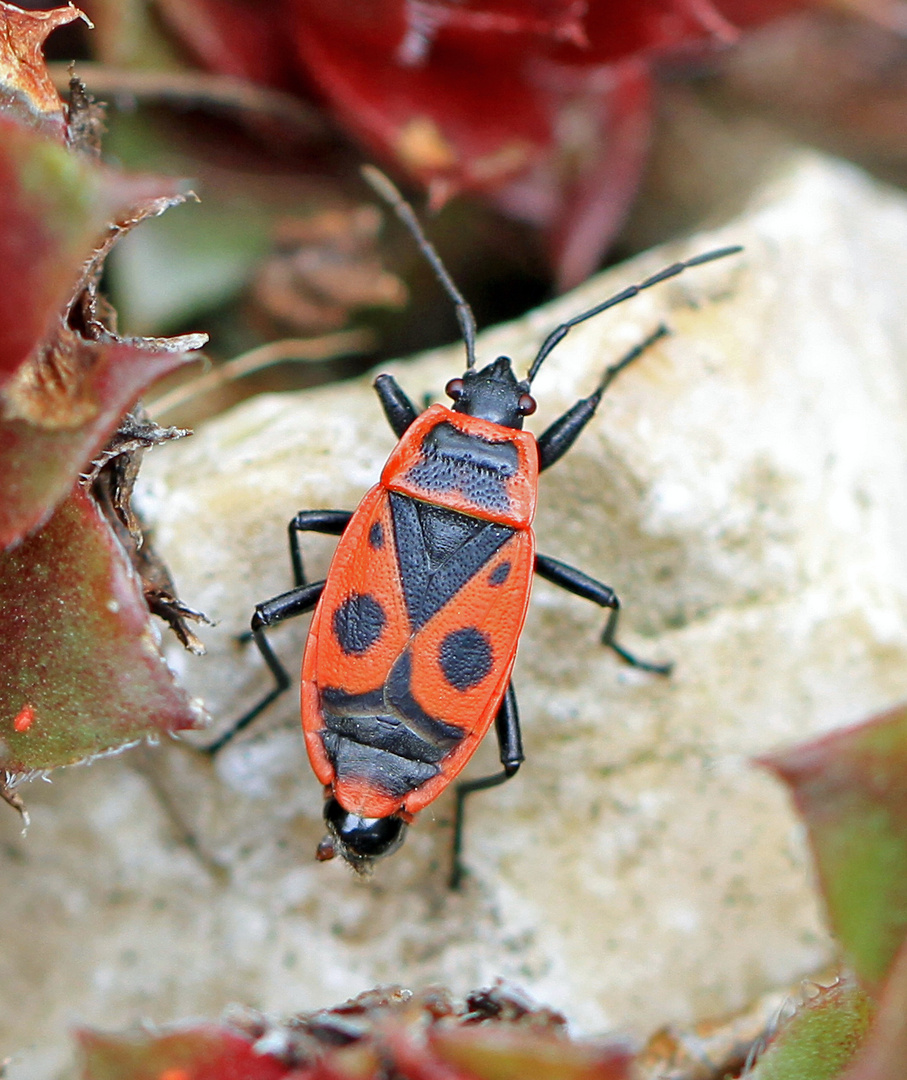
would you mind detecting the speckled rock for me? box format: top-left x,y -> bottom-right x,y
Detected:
5,151 -> 907,1078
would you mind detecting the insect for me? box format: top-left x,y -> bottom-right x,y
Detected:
213,166 -> 740,886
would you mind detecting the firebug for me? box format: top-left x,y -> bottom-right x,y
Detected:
213,167 -> 740,886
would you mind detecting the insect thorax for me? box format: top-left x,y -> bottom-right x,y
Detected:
381,404 -> 538,528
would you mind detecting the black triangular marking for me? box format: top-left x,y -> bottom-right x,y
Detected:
389,492 -> 513,631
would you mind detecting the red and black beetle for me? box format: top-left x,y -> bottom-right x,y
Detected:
213,168 -> 740,885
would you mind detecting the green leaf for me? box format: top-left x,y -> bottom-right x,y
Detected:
748,978 -> 873,1080
761,704 -> 907,988
838,942 -> 907,1080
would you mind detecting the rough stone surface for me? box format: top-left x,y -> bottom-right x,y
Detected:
6,151 -> 907,1077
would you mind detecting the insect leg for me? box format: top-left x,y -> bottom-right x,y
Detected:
374,373 -> 419,437
288,509 -> 352,587
206,581 -> 325,753
535,553 -> 672,675
450,681 -> 523,890
536,325 -> 669,472
222,511 -> 350,747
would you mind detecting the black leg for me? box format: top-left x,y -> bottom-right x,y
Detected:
374,373 -> 419,438
450,682 -> 523,890
225,510 -> 351,745
207,581 -> 325,753
288,509 -> 352,587
535,553 -> 671,675
536,326 -> 669,472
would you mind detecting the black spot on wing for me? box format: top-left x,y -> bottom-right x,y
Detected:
489,561 -> 511,586
332,593 -> 386,655
439,627 -> 493,691
389,493 -> 513,631
368,520 -> 384,549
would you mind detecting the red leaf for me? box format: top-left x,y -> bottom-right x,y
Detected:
77,1025 -> 296,1080
0,2 -> 88,122
0,486 -> 203,774
157,0 -> 806,284
0,321 -> 204,548
282,0 -> 801,285
155,0 -> 295,87
0,113 -> 115,391
0,99 -> 207,546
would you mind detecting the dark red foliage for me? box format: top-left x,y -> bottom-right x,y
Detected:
78,985 -> 634,1080
78,1025 -> 298,1080
0,3 -> 207,547
0,3 -> 207,782
157,0 -> 805,287
0,485 -> 203,774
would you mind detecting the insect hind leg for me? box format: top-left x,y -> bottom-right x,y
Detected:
450,681 -> 523,890
599,604 -> 672,675
234,509 -> 351,650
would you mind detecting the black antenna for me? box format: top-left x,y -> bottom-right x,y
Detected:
526,245 -> 743,384
597,323 -> 670,397
362,165 -> 478,370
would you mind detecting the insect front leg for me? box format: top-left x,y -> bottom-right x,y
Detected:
535,326 -> 669,472
534,553 -> 672,675
450,681 -> 523,890
374,373 -> 419,437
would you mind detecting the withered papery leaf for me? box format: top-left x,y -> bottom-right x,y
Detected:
0,484 -> 204,775
0,2 -> 88,125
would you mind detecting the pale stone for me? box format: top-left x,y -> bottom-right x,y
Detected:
6,151 -> 907,1076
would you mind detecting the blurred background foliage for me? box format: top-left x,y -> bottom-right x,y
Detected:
18,0 -> 907,425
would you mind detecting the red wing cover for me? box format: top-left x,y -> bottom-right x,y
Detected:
301,485 -> 534,818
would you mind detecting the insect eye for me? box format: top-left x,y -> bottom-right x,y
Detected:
518,393 -> 537,416
445,378 -> 464,400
